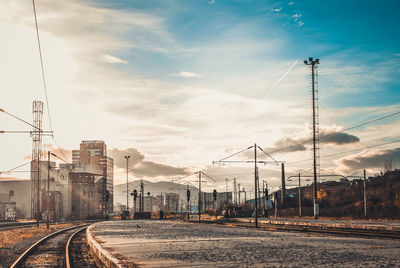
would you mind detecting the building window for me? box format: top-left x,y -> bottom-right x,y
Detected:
9,190 -> 14,197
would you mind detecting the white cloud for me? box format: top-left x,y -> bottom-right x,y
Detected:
208,0 -> 216,5
174,71 -> 203,78
102,54 -> 128,64
271,8 -> 282,12
292,13 -> 302,21
288,2 -> 294,6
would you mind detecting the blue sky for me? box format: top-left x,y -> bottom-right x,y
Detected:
91,0 -> 400,108
0,0 -> 399,189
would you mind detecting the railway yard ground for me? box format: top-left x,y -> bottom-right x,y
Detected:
0,222 -> 99,267
89,219 -> 400,267
1,218 -> 400,267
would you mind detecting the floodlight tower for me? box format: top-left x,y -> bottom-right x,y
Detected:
31,101 -> 43,226
304,57 -> 320,219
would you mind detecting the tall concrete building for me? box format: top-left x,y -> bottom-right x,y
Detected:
72,141 -> 114,213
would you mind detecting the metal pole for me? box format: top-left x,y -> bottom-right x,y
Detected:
254,143 -> 258,228
37,157 -> 40,227
125,156 -> 130,213
140,179 -> 144,212
298,173 -> 302,217
238,183 -> 241,205
47,151 -> 50,229
312,61 -> 318,219
225,178 -> 228,206
263,180 -> 266,217
281,163 -> 286,206
198,171 -> 201,222
363,169 -> 367,218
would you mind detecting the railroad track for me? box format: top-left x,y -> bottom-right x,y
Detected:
10,224 -> 94,268
0,219 -> 100,232
217,220 -> 400,239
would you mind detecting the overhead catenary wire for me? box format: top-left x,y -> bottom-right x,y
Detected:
217,146 -> 253,162
0,108 -> 41,131
52,136 -> 69,163
3,161 -> 32,173
286,139 -> 400,165
268,111 -> 400,155
257,146 -> 279,164
32,0 -> 52,131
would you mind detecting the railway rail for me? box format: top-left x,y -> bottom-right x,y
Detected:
10,224 -> 91,268
0,219 -> 100,232
216,219 -> 400,239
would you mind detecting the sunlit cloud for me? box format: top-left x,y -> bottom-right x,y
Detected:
102,54 -> 128,64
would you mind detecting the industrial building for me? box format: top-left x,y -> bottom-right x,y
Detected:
202,192 -> 232,211
0,179 -> 30,219
0,140 -> 114,222
72,140 -> 114,213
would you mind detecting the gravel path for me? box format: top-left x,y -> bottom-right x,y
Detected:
91,220 -> 400,267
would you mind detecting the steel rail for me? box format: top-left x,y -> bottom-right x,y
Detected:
218,220 -> 400,239
10,224 -> 89,268
65,226 -> 88,268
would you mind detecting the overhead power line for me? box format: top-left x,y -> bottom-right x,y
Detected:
32,0 -> 52,131
218,146 -> 253,162
286,139 -> 400,165
52,136 -> 68,163
269,111 -> 400,155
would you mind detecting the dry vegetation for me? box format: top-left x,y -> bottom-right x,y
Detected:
278,170 -> 400,219
0,223 -> 74,248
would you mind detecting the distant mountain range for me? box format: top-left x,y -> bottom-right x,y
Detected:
113,180 -> 199,206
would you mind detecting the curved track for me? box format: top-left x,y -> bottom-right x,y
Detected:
10,224 -> 89,268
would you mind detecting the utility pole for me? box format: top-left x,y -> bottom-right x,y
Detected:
243,188 -> 246,203
198,171 -> 201,222
363,169 -> 367,218
298,173 -> 302,217
47,151 -> 50,229
125,155 -> 130,213
304,57 -> 320,219
254,143 -> 258,227
212,144 -> 282,228
263,180 -> 268,218
225,178 -> 229,206
140,179 -> 144,212
238,183 -> 241,205
233,178 -> 237,206
281,163 -> 286,206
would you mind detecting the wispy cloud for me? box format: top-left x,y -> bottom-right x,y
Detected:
271,8 -> 282,12
288,2 -> 294,6
173,71 -> 203,78
292,13 -> 302,22
102,54 -> 128,64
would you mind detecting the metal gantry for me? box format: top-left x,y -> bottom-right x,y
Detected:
213,144 -> 282,228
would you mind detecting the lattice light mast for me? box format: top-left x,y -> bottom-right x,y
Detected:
304,57 -> 320,219
31,100 -> 43,226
